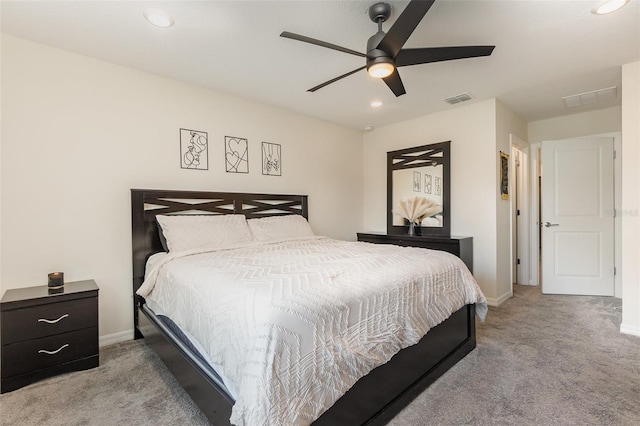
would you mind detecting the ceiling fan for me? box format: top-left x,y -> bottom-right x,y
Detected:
280,0 -> 495,97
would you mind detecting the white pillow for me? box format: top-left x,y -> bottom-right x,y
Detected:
156,214 -> 253,252
248,215 -> 314,242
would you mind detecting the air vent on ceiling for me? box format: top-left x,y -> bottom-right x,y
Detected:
444,93 -> 473,105
562,86 -> 617,108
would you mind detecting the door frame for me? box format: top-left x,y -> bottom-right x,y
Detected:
530,132 -> 622,296
510,135 -> 531,285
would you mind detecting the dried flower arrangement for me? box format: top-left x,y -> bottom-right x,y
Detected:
395,196 -> 442,224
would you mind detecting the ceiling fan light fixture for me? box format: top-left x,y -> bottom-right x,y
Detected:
367,58 -> 395,79
591,0 -> 630,14
282,0 -> 495,96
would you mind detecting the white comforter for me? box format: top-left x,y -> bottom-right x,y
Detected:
138,236 -> 487,426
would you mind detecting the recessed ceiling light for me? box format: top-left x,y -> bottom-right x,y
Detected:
591,0 -> 630,15
143,8 -> 175,28
364,125 -> 374,131
370,101 -> 383,107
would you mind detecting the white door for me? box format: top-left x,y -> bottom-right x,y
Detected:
541,137 -> 614,295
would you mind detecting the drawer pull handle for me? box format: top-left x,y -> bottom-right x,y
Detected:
38,314 -> 69,324
38,344 -> 69,355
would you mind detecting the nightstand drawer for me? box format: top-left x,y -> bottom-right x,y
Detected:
1,327 -> 98,378
1,297 -> 97,344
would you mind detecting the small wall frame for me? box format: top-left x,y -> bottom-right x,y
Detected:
225,136 -> 249,173
262,142 -> 281,176
500,151 -> 510,200
413,171 -> 421,192
180,128 -> 208,170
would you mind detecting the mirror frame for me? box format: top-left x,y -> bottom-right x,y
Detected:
387,141 -> 451,236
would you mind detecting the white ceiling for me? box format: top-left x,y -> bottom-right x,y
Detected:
1,0 -> 639,130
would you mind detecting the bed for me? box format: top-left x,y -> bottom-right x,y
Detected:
131,189 -> 486,425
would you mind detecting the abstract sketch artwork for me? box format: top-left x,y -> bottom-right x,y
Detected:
435,176 -> 442,196
225,136 -> 249,173
262,142 -> 281,176
180,128 -> 208,170
413,171 -> 421,192
425,174 -> 432,194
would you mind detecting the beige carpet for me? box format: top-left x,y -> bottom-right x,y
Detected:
1,285 -> 639,425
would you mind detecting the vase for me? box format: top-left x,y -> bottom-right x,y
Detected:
408,222 -> 415,236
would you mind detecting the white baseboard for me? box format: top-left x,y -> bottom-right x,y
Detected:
485,290 -> 513,307
99,329 -> 134,347
620,323 -> 640,337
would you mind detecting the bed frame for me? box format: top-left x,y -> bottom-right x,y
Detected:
131,189 -> 477,425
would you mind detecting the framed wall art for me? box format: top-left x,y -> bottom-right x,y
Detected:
180,128 -> 208,170
262,142 -> 281,176
500,151 -> 509,200
424,174 -> 432,194
413,171 -> 421,192
225,136 -> 249,173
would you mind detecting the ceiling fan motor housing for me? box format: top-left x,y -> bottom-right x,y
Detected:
366,30 -> 393,72
368,2 -> 392,23
367,31 -> 386,55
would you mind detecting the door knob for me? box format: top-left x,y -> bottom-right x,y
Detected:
544,222 -> 559,227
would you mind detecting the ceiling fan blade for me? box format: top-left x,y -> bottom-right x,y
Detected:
382,69 -> 406,97
280,31 -> 366,58
396,46 -> 495,67
377,0 -> 436,58
308,66 -> 367,92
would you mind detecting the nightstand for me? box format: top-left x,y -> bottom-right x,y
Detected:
1,279 -> 99,393
357,232 -> 473,273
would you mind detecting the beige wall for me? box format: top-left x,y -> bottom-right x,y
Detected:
0,35 -> 364,343
362,99 -> 525,305
621,61 -> 640,336
528,106 -> 622,145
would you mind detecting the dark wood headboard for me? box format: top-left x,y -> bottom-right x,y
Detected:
130,189 -> 308,315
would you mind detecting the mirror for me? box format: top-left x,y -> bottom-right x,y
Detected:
387,141 -> 450,236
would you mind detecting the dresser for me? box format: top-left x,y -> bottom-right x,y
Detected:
357,232 -> 473,273
1,280 -> 99,393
